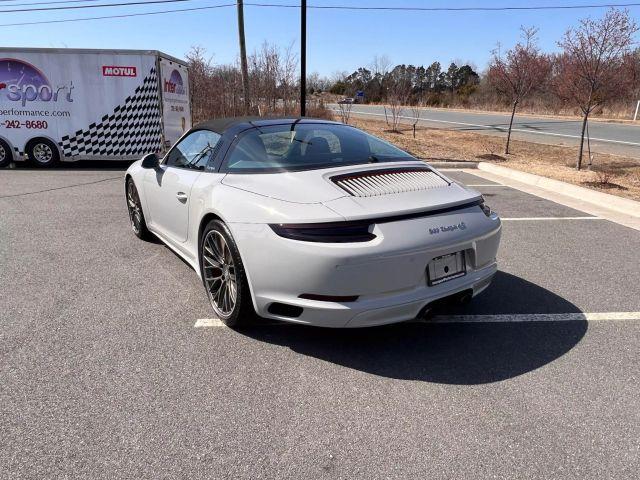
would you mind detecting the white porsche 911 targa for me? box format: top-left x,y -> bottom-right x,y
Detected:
125,117 -> 501,328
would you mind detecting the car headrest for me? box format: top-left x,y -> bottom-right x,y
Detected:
306,136 -> 331,155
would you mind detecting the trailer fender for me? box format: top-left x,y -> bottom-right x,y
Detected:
0,135 -> 21,162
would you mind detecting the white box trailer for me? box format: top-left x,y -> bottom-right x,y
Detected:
0,47 -> 192,167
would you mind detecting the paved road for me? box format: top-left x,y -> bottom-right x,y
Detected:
1,167 -> 639,478
331,104 -> 640,158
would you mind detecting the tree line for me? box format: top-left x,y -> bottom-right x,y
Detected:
187,8 -> 639,170
323,9 -> 639,170
326,59 -> 480,105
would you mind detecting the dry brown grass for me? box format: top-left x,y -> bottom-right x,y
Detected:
347,117 -> 640,201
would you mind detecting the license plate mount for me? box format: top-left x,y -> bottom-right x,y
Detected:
427,251 -> 466,286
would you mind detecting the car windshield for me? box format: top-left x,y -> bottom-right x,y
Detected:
223,123 -> 414,172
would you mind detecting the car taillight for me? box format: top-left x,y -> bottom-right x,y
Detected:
269,221 -> 376,243
479,197 -> 498,219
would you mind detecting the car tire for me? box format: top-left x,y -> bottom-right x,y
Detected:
125,178 -> 152,240
0,139 -> 12,168
26,138 -> 59,168
200,219 -> 256,328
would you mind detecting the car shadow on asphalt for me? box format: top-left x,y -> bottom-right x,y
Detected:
240,271 -> 587,385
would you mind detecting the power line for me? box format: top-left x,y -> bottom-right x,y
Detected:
0,2 -> 232,24
266,2 -> 640,11
5,0 -> 640,12
0,0 -> 101,4
0,0 -> 122,7
0,0 -> 197,12
1,1 -> 640,25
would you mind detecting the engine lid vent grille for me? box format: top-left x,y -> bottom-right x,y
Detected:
332,167 -> 450,197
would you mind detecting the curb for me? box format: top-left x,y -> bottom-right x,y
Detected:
426,161 -> 478,169
477,162 -> 640,219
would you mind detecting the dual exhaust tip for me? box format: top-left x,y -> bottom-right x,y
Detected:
416,289 -> 473,320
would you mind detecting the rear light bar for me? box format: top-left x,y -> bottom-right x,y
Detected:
269,199 -> 484,243
269,221 -> 376,243
479,196 -> 499,219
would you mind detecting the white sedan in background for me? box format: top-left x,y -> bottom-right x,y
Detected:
125,117 -> 501,328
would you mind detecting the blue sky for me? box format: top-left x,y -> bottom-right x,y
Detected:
3,0 -> 640,76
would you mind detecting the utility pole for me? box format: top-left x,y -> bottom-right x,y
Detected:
237,0 -> 250,115
300,0 -> 307,116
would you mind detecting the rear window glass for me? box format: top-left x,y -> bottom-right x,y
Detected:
223,123 -> 413,172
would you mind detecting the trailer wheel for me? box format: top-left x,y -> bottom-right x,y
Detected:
0,139 -> 12,168
26,138 -> 59,167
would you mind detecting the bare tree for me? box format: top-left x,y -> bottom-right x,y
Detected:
186,43 -> 313,121
185,46 -> 215,122
370,54 -> 391,78
331,70 -> 349,84
247,43 -> 298,115
280,44 -> 299,114
384,95 -> 406,133
384,67 -> 411,132
306,72 -> 326,94
249,43 -> 278,113
186,46 -> 244,121
554,9 -> 638,170
624,48 -> 640,116
410,101 -> 422,138
337,101 -> 353,124
488,27 -> 551,154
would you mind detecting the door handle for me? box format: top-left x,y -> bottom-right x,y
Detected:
176,192 -> 188,203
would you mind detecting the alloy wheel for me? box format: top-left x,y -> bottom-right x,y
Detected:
126,181 -> 143,234
32,143 -> 53,164
202,230 -> 237,318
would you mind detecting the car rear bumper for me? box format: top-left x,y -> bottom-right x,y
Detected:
229,206 -> 501,328
257,262 -> 496,328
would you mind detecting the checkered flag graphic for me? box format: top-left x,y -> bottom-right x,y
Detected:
59,68 -> 163,157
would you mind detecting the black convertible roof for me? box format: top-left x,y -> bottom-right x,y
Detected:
192,116 -> 341,134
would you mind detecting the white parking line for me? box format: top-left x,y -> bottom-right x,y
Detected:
194,311 -> 640,328
500,216 -> 603,221
194,318 -> 226,328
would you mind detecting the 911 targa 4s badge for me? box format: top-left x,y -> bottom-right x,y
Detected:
429,221 -> 469,235
125,117 -> 501,328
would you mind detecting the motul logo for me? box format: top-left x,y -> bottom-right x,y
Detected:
164,80 -> 177,93
102,66 -> 137,77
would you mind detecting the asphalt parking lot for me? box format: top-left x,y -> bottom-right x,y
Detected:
1,165 -> 639,479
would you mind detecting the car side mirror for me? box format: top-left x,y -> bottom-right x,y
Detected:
141,153 -> 160,169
